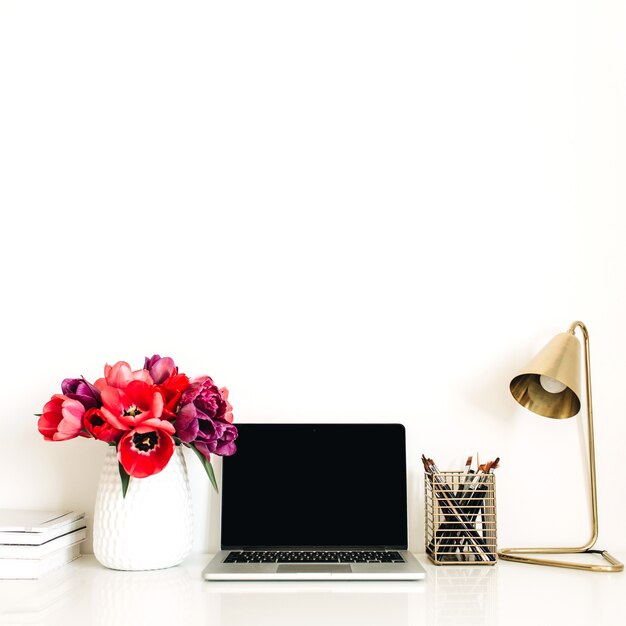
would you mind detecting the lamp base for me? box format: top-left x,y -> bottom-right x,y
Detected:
498,548 -> 623,572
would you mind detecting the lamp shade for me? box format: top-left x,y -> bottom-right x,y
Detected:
509,332 -> 582,419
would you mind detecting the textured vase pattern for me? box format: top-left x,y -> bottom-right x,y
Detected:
93,446 -> 193,570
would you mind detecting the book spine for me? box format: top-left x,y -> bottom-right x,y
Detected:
0,544 -> 82,579
0,518 -> 86,546
0,529 -> 87,558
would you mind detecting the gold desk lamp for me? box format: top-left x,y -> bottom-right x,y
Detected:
499,321 -> 623,572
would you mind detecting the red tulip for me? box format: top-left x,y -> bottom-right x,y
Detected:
156,373 -> 190,418
100,380 -> 174,434
117,426 -> 175,478
83,408 -> 125,443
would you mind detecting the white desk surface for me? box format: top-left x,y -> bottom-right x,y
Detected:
0,553 -> 624,626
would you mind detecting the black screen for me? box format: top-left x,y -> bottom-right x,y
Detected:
221,424 -> 407,549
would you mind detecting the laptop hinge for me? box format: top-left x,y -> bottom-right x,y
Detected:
223,546 -> 407,551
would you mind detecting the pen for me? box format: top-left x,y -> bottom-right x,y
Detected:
456,455 -> 473,500
422,456 -> 494,561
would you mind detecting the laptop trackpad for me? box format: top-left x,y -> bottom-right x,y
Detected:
277,564 -> 352,573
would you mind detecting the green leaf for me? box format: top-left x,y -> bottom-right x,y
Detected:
189,444 -> 219,493
118,462 -> 131,498
205,460 -> 218,493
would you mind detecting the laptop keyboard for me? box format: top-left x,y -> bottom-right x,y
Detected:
224,550 -> 405,564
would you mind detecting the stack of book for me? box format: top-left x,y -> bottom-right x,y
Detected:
0,510 -> 87,579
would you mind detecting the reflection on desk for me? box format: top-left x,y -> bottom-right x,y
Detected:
0,553 -> 624,626
426,565 -> 496,626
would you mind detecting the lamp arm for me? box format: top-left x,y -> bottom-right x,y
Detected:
568,320 -> 599,549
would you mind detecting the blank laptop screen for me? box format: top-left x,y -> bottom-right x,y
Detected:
220,423 -> 407,549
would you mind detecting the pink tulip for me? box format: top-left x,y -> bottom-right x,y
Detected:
94,361 -> 153,391
38,394 -> 85,441
220,387 -> 234,423
143,354 -> 178,384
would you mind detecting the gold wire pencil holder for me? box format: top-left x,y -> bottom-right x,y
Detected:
425,470 -> 497,565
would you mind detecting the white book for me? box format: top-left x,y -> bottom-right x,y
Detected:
0,510 -> 86,545
0,542 -> 82,579
0,527 -> 87,558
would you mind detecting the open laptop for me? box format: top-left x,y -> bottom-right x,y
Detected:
203,423 -> 425,580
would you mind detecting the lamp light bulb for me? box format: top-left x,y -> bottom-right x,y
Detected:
539,375 -> 567,394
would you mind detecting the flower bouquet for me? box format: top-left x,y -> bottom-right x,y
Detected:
37,355 -> 237,496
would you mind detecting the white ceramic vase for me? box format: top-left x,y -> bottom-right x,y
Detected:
93,446 -> 193,571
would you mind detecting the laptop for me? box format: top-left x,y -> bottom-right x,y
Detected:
203,423 -> 425,580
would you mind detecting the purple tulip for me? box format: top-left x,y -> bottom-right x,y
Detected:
180,376 -> 228,421
201,419 -> 237,456
61,377 -> 101,410
174,403 -> 200,443
143,354 -> 177,384
193,418 -> 238,459
175,377 -> 238,459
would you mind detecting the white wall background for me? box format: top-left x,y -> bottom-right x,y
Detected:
1,0 -> 625,554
